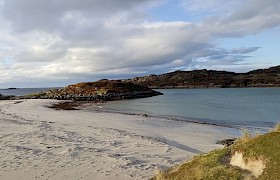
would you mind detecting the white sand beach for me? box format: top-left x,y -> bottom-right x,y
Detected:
0,99 -> 239,180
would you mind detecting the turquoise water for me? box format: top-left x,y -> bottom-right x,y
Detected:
100,88 -> 280,128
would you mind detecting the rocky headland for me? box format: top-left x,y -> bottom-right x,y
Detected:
20,79 -> 162,101
125,65 -> 280,88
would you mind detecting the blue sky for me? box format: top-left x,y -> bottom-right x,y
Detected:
0,0 -> 279,87
148,0 -> 219,22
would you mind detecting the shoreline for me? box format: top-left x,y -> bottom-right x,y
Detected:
79,101 -> 271,133
0,99 -> 240,180
47,100 -> 248,134
95,108 -> 271,132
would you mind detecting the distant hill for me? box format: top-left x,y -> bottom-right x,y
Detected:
124,65 -> 280,88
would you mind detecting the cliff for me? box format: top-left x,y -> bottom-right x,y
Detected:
125,65 -> 280,88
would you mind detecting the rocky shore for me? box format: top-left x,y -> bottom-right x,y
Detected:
7,79 -> 162,101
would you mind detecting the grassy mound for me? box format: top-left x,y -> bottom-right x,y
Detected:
153,127 -> 280,180
153,148 -> 244,180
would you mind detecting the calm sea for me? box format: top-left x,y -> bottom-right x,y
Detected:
0,88 -> 60,96
98,88 -> 280,129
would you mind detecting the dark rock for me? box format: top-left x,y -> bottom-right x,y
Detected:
216,138 -> 237,147
48,101 -> 80,110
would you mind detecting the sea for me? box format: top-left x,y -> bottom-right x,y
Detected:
1,87 -> 279,130
0,88 -> 59,96
96,88 -> 280,130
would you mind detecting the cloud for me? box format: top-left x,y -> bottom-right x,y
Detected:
210,0 -> 280,37
0,0 -> 279,87
1,0 -> 159,32
231,47 -> 260,54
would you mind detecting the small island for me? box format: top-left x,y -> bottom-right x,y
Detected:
4,88 -> 19,90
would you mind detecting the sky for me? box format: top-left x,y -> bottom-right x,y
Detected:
0,0 -> 279,88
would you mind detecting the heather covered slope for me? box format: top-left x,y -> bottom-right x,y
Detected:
125,65 -> 280,88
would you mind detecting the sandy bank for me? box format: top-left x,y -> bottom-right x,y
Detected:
0,99 -> 239,180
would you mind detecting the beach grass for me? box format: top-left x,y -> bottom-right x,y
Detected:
231,131 -> 280,180
152,148 -> 244,180
153,125 -> 280,180
271,123 -> 280,132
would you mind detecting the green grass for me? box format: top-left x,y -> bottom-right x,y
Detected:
23,92 -> 47,98
232,131 -> 280,180
152,127 -> 280,180
152,148 -> 244,180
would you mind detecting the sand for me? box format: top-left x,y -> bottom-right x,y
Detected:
0,99 -> 239,180
230,151 -> 265,178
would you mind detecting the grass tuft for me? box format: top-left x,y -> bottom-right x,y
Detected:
271,123 -> 280,132
237,128 -> 253,143
154,169 -> 167,180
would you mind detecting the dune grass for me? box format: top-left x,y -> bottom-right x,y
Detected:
271,123 -> 280,132
152,124 -> 280,180
152,148 -> 244,180
231,131 -> 280,180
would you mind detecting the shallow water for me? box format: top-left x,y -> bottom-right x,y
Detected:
99,88 -> 280,129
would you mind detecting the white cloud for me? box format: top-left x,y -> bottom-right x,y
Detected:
0,0 -> 279,87
1,0 -> 159,32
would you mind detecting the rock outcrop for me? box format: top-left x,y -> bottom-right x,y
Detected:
23,79 -> 163,101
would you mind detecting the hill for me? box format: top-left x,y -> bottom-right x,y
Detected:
125,65 -> 280,88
